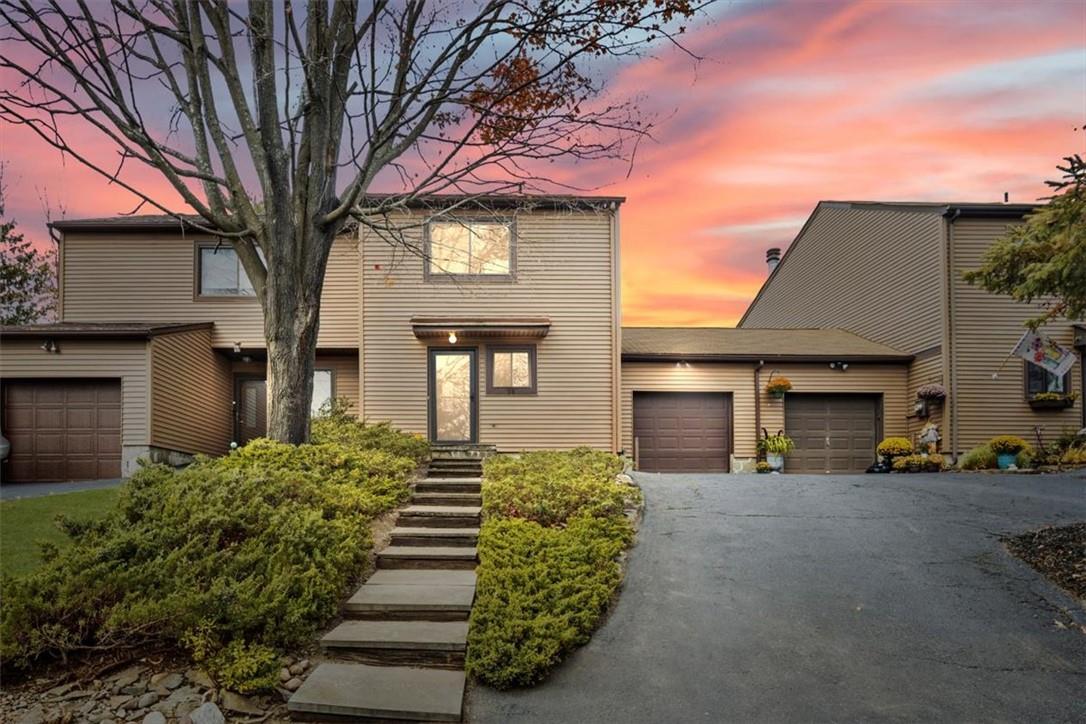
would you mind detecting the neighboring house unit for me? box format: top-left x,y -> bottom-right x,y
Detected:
739,201 -> 1085,457
0,196 -> 621,481
2,195 -> 1079,482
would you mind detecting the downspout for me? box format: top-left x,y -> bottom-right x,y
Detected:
610,203 -> 622,453
942,209 -> 961,460
754,360 -> 764,460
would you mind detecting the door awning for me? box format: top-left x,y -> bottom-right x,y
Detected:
411,316 -> 551,339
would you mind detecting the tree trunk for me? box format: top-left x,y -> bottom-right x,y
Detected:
262,236 -> 325,444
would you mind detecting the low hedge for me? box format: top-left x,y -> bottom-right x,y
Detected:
467,447 -> 640,688
0,415 -> 425,691
311,398 -> 430,463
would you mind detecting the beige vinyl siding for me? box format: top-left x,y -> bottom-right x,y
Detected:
906,349 -> 945,441
948,218 -> 1083,451
317,353 -> 360,411
621,361 -> 757,457
760,363 -> 910,440
60,233 -> 359,348
741,205 -> 944,353
0,338 -> 150,448
621,361 -> 909,460
149,328 -> 233,455
360,209 -> 617,450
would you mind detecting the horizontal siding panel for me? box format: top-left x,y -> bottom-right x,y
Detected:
150,328 -> 233,455
61,233 -> 359,348
0,339 -> 150,447
741,206 -> 944,353
950,218 -> 1082,451
361,210 -> 617,451
621,361 -> 909,460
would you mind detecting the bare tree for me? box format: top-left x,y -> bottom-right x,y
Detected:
0,0 -> 705,443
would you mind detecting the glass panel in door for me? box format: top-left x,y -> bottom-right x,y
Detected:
432,351 -> 475,443
236,378 -> 267,444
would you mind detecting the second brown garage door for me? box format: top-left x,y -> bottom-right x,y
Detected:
633,392 -> 731,472
1,380 -> 123,483
785,394 -> 880,474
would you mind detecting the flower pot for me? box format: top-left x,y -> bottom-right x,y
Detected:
766,453 -> 784,471
770,391 -> 786,400
996,453 -> 1017,470
1028,397 -> 1073,410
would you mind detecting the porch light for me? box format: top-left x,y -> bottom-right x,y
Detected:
448,332 -> 458,344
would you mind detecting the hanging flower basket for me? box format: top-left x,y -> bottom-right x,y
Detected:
766,377 -> 792,399
915,383 -> 946,402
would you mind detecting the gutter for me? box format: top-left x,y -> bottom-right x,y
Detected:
621,353 -> 914,364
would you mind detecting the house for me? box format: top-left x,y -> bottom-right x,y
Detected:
2,195 -> 1079,482
0,196 -> 621,481
739,201 -> 1085,458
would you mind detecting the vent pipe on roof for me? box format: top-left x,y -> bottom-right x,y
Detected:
766,247 -> 781,274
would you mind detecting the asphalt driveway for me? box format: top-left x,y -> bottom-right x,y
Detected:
469,471 -> 1086,723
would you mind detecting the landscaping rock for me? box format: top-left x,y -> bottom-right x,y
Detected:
288,662 -> 305,675
108,695 -> 134,710
296,658 -> 310,671
137,693 -> 158,709
279,667 -> 292,683
16,706 -> 46,724
284,677 -> 302,691
188,702 -> 225,724
220,691 -> 263,716
184,670 -> 214,689
110,667 -> 145,690
141,714 -> 166,724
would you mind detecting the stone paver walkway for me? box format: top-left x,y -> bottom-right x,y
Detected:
289,453 -> 482,722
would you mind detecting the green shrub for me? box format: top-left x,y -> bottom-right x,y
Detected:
1015,450 -> 1034,469
959,444 -> 996,470
0,438 -> 416,690
893,454 -> 947,473
470,447 -> 635,688
466,515 -> 632,688
877,437 -> 913,458
482,448 -> 635,527
311,398 -> 430,463
988,435 -> 1029,455
759,434 -> 794,455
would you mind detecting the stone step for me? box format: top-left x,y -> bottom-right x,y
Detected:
426,464 -> 483,475
415,479 -> 482,494
321,620 -> 468,667
377,546 -> 478,570
288,662 -> 464,722
391,526 -> 479,547
366,569 -> 477,587
344,583 -> 475,620
398,505 -> 481,528
412,491 -> 482,506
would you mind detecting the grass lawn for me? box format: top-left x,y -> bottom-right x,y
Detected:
1,488 -> 120,577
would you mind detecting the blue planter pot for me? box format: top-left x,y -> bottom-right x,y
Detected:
996,453 -> 1017,470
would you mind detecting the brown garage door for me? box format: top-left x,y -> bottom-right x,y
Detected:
2,380 -> 122,483
633,392 -> 731,472
785,394 -> 880,474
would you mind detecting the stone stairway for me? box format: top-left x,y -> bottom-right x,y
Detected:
288,451 -> 483,722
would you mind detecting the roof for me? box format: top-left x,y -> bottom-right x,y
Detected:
621,327 -> 912,362
49,194 -> 624,232
0,322 -> 213,339
411,316 -> 551,339
737,199 -> 1041,327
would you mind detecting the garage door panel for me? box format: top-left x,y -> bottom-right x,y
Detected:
2,380 -> 123,483
785,394 -> 880,474
634,391 -> 731,473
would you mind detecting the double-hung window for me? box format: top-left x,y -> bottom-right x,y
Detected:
427,220 -> 513,279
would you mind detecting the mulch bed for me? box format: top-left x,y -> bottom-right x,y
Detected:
1003,522 -> 1086,601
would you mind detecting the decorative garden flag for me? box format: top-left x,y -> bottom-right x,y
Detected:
1012,331 -> 1077,377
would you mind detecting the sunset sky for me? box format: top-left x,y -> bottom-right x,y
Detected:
3,0 -> 1084,326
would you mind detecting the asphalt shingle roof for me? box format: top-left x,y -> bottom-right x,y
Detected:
622,327 -> 911,361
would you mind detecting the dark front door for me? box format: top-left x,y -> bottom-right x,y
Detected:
633,391 -> 732,472
1,379 -> 122,483
785,394 -> 881,474
235,376 -> 267,444
428,349 -> 477,444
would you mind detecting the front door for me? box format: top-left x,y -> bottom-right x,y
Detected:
235,376 -> 267,444
428,349 -> 477,444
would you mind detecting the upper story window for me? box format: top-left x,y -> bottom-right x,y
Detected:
427,220 -> 514,279
1026,362 -> 1070,397
198,243 -> 255,297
